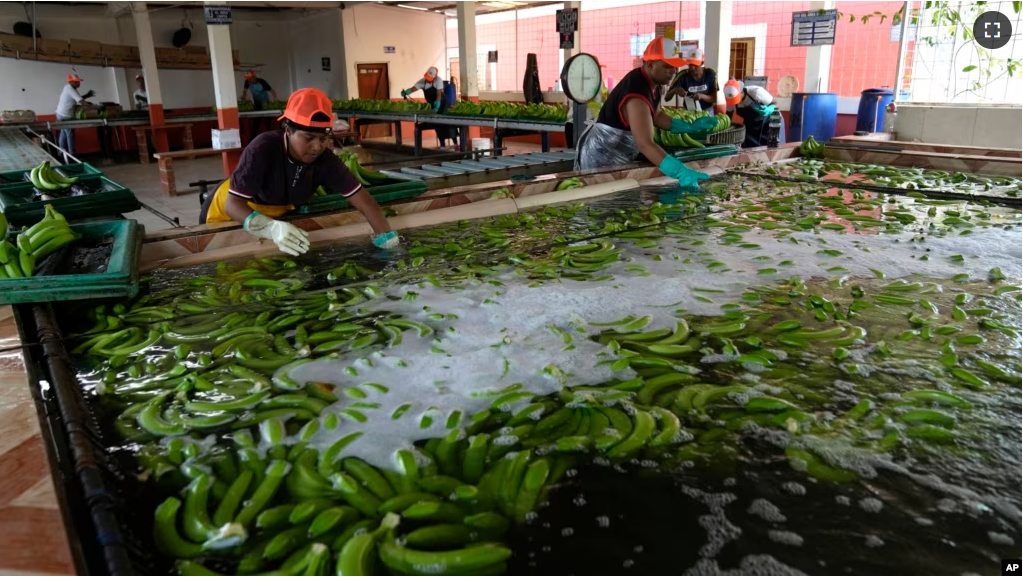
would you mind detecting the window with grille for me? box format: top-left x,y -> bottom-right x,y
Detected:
730,37 -> 755,79
630,33 -> 655,56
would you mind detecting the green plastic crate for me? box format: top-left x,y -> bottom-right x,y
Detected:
0,174 -> 140,227
0,219 -> 142,305
0,162 -> 104,187
296,179 -> 428,215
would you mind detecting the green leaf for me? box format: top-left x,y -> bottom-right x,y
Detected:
849,14 -> 855,22
962,65 -> 977,72
925,0 -> 932,8
861,14 -> 870,23
880,14 -> 887,24
1014,1 -> 1022,13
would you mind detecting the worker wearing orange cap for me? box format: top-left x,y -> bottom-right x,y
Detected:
54,73 -> 94,154
401,67 -> 457,148
576,38 -> 717,188
723,78 -> 777,148
200,88 -> 399,253
665,47 -> 718,112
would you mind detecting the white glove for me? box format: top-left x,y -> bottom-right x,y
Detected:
243,212 -> 310,256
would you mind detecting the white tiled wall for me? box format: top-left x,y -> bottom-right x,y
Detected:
895,105 -> 1022,150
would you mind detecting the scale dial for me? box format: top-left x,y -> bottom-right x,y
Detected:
561,53 -> 602,104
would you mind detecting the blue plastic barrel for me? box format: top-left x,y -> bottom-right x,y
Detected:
855,88 -> 894,133
788,92 -> 838,143
443,81 -> 457,107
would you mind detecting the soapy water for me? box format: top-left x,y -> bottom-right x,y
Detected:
70,181 -> 1022,574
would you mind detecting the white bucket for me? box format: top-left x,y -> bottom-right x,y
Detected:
472,138 -> 492,156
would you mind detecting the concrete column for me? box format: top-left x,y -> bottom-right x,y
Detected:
132,3 -> 168,154
206,0 -> 241,175
704,1 -> 733,108
561,1 -> 581,62
456,2 -> 479,100
803,0 -> 836,93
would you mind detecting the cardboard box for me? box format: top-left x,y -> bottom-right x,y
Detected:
212,129 -> 241,150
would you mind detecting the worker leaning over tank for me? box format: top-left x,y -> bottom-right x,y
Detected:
575,38 -> 717,189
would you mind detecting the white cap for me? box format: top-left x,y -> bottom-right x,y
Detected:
743,85 -> 773,106
682,47 -> 704,65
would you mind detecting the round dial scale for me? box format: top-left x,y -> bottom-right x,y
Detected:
560,53 -> 603,104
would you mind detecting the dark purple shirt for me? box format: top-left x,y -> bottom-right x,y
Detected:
229,131 -> 361,206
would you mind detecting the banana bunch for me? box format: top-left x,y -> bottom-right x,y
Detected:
332,99 -> 433,113
654,129 -> 705,149
335,150 -> 388,187
799,135 -> 825,158
28,161 -> 78,192
0,205 -> 78,279
556,177 -> 583,191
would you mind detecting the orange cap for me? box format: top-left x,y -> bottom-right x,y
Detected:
642,38 -> 685,68
244,71 -> 257,80
67,73 -> 82,83
135,74 -> 144,81
424,66 -> 438,82
723,79 -> 743,106
278,88 -> 335,131
682,47 -> 704,66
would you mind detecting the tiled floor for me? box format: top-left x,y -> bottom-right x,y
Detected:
100,135 -> 548,233
0,306 -> 75,575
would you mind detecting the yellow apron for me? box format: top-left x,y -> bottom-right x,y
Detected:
205,179 -> 295,224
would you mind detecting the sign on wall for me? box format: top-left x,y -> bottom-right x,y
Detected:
203,5 -> 232,25
321,57 -> 331,71
487,50 -> 499,63
791,9 -> 837,46
655,21 -> 676,40
384,46 -> 396,54
556,8 -> 578,49
744,75 -> 768,89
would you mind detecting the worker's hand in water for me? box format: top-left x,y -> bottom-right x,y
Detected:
658,155 -> 710,188
372,230 -> 401,250
432,100 -> 441,112
243,212 -> 310,256
670,116 -> 719,134
400,89 -> 412,98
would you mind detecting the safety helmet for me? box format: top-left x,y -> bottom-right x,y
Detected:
424,67 -> 439,82
278,88 -> 335,133
642,38 -> 685,68
67,73 -> 83,83
723,79 -> 744,106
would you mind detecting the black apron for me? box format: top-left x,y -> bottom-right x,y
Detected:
424,84 -> 456,143
736,105 -> 770,148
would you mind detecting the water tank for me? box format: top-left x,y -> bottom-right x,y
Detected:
788,92 -> 838,143
443,80 -> 457,107
855,88 -> 894,133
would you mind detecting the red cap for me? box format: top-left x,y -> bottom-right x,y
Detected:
278,88 -> 335,130
642,38 -> 685,67
135,74 -> 144,81
67,74 -> 82,83
244,71 -> 257,80
424,67 -> 438,82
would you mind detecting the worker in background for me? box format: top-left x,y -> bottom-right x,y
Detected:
241,71 -> 279,141
133,74 -> 149,110
54,73 -> 94,155
576,38 -> 717,188
401,67 -> 458,149
723,79 -> 777,148
665,48 -> 718,111
199,88 -> 399,254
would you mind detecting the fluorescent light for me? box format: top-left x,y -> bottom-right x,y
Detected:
397,3 -> 429,10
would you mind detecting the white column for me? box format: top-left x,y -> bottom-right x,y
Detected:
131,3 -> 163,109
804,0 -> 835,93
205,0 -> 241,175
562,1 -> 581,61
704,1 -> 733,107
893,0 -> 911,100
456,1 -> 479,99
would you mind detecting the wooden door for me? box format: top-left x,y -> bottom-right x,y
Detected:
357,63 -> 391,139
729,38 -> 755,80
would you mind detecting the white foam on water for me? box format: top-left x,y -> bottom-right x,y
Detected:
683,554 -> 808,576
864,535 -> 885,548
782,482 -> 806,496
858,497 -> 884,513
767,529 -> 804,547
835,495 -> 851,506
747,498 -> 787,523
988,531 -> 1015,546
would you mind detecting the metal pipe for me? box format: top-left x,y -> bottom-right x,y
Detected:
893,0 -> 911,101
32,1 -> 37,52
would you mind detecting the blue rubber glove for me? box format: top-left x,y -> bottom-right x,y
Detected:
432,100 -> 441,112
755,103 -> 778,117
400,89 -> 412,98
658,155 -> 709,189
372,230 -> 400,249
670,116 -> 719,134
